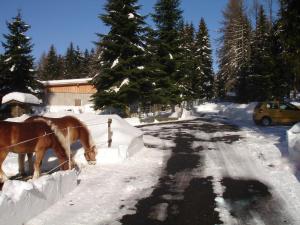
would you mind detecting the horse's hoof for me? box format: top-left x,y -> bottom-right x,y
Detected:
88,161 -> 96,165
18,172 -> 26,177
32,173 -> 40,180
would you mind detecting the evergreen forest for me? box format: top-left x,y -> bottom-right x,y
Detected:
0,0 -> 299,115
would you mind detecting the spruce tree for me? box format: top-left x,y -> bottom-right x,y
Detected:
37,45 -> 62,80
151,0 -> 183,107
178,22 -> 196,104
195,18 -> 214,100
218,0 -> 251,100
0,54 -> 5,91
278,0 -> 300,97
81,49 -> 91,77
246,6 -> 273,101
269,23 -> 288,99
92,0 -> 148,116
64,42 -> 83,79
0,12 -> 39,95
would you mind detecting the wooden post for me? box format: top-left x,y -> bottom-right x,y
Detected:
67,127 -> 71,170
108,118 -> 112,147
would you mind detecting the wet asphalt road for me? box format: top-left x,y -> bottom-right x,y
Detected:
120,118 -> 291,225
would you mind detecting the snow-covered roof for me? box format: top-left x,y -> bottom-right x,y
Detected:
41,78 -> 93,86
2,92 -> 42,105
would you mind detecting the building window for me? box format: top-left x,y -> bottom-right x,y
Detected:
75,99 -> 82,106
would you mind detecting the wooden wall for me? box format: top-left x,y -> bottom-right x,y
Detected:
47,84 -> 96,94
44,83 -> 96,106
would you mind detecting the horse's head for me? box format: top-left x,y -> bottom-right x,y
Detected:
84,145 -> 97,165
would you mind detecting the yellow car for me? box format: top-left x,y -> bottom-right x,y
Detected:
253,102 -> 300,126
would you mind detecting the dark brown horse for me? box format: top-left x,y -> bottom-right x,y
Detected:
20,115 -> 96,174
0,120 -> 71,182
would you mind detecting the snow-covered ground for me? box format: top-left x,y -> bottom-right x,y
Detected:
195,102 -> 300,167
1,102 -> 300,224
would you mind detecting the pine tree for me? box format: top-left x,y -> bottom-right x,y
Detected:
81,49 -> 91,77
179,23 -> 201,105
92,0 -> 148,116
151,0 -> 183,106
278,0 -> 300,97
246,6 -> 273,101
37,45 -> 62,80
218,0 -> 251,100
269,23 -> 288,99
0,12 -> 39,95
36,52 -> 46,79
64,42 -> 82,79
0,54 -> 5,91
195,18 -> 214,100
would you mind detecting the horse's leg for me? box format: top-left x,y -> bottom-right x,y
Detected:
18,153 -> 26,175
33,148 -> 45,180
27,153 -> 34,175
0,151 -> 9,183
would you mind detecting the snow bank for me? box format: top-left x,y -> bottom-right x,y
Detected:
2,92 -> 41,105
0,170 -> 77,225
195,102 -> 257,123
287,123 -> 300,165
38,113 -> 144,165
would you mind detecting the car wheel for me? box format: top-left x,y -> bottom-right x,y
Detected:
261,117 -> 271,126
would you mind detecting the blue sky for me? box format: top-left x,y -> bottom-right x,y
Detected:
0,0 -> 278,70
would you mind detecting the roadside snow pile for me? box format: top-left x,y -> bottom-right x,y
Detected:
287,123 -> 300,165
195,102 -> 257,123
77,113 -> 144,164
0,170 -> 77,225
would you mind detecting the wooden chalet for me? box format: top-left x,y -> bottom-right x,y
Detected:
41,78 -> 96,107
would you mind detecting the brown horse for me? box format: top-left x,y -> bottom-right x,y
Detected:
0,120 -> 72,183
20,115 -> 96,174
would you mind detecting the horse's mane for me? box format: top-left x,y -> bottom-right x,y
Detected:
67,116 -> 96,149
28,115 -> 95,150
36,118 -> 70,158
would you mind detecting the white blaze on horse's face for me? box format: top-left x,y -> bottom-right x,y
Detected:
84,145 -> 97,165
